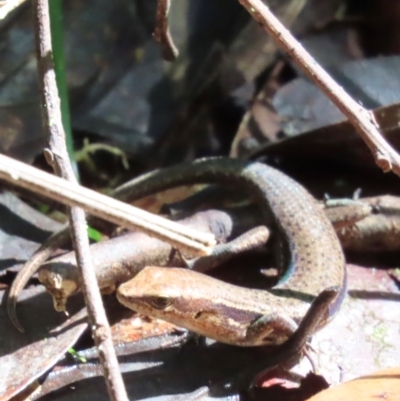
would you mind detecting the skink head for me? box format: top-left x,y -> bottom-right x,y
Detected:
117,266 -> 193,318
38,262 -> 79,312
116,266 -> 247,341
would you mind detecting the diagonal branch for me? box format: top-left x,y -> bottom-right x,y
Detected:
0,153 -> 214,253
238,0 -> 400,176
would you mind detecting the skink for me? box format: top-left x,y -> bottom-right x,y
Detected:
117,266 -> 342,346
39,157 -> 345,345
113,157 -> 346,345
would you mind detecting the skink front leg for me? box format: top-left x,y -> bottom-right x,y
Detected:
168,287 -> 340,401
246,312 -> 298,346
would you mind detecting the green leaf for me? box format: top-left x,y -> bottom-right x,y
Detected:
68,348 -> 87,363
38,204 -> 50,214
88,226 -> 102,242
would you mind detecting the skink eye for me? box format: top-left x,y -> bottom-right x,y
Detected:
148,297 -> 171,310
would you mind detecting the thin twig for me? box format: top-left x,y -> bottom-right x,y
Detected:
153,0 -> 178,61
238,0 -> 400,177
33,1 -> 128,400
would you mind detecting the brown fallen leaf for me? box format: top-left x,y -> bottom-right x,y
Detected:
305,366 -> 400,401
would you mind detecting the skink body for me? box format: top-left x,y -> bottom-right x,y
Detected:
118,266 -> 343,346
115,157 -> 346,346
